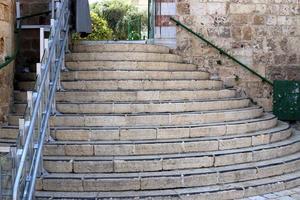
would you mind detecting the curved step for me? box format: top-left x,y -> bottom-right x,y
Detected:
35,169 -> 300,199
1,114 -> 277,141
38,147 -> 300,192
49,106 -> 262,127
16,80 -> 223,91
51,114 -> 278,141
16,70 -> 210,81
65,52 -> 183,63
43,123 -> 291,172
62,70 -> 210,81
14,89 -> 237,103
8,106 -> 263,128
66,61 -> 198,71
44,123 -> 293,157
57,98 -> 249,114
13,98 -> 250,114
8,107 -> 263,127
71,43 -> 170,53
61,80 -> 223,91
16,70 -> 211,82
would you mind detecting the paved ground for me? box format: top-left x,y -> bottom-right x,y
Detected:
240,186 -> 300,200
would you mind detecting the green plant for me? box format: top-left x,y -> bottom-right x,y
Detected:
73,12 -> 113,41
91,0 -> 147,40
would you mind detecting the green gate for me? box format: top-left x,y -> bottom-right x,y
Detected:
273,80 -> 300,121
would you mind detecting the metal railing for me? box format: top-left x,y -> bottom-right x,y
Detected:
170,17 -> 273,86
128,17 -> 142,40
0,148 -> 16,199
12,0 -> 70,199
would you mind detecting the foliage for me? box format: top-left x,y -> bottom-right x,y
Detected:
90,0 -> 147,40
73,12 -> 113,41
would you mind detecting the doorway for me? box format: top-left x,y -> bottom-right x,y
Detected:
148,0 -> 177,48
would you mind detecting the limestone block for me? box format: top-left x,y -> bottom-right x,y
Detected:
162,156 -> 213,170
120,128 -> 156,140
207,3 -> 227,15
184,173 -> 218,187
218,168 -> 257,183
83,178 -> 140,191
73,161 -> 113,173
141,176 -> 182,190
114,159 -> 162,172
94,144 -> 134,156
219,137 -> 252,150
44,160 -> 73,173
214,152 -> 253,166
43,179 -> 83,191
65,145 -> 94,156
230,4 -> 256,14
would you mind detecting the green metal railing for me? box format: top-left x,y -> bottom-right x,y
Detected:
128,17 -> 142,40
0,10 -> 52,70
170,17 -> 273,86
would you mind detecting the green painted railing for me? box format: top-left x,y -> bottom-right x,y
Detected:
0,10 -> 52,70
170,17 -> 273,86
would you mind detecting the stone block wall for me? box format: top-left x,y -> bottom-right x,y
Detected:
0,0 -> 15,122
175,0 -> 300,111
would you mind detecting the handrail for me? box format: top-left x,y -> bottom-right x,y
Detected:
0,9 -> 52,70
12,0 -> 70,199
170,17 -> 273,86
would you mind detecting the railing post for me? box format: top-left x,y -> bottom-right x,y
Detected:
49,19 -> 57,114
36,63 -> 44,177
44,38 -> 51,141
16,1 -> 21,29
40,28 -> 45,62
9,147 -> 17,199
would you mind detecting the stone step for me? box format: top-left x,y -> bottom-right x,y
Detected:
0,114 -> 277,141
16,80 -> 223,91
66,61 -> 198,71
13,98 -> 250,114
16,70 -> 210,81
0,139 -> 16,147
35,169 -> 300,199
44,124 -> 294,173
65,52 -> 184,63
7,106 -> 263,127
43,123 -> 293,157
14,89 -> 237,103
37,147 -> 300,192
71,43 -> 170,54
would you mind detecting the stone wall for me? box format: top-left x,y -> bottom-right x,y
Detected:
0,0 -> 15,122
175,0 -> 300,111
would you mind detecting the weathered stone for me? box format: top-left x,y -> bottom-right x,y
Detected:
73,161 -> 114,173
242,26 -> 252,40
83,178 -> 140,191
253,15 -> 265,25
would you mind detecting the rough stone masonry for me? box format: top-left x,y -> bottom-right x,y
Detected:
175,0 -> 300,111
0,0 -> 15,122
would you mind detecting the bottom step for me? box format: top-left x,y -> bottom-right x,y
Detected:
36,170 -> 300,200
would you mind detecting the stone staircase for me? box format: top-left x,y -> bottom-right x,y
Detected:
2,43 -> 300,199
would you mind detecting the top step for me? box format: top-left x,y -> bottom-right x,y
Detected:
72,43 -> 170,54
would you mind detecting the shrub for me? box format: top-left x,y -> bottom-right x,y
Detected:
73,12 -> 113,40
